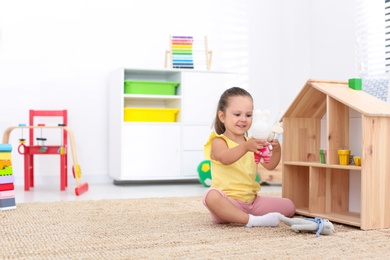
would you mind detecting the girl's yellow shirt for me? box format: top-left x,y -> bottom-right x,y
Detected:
204,132 -> 260,203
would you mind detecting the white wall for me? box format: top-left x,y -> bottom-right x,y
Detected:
276,0 -> 356,115
0,0 -> 357,186
279,0 -> 312,115
309,0 -> 356,79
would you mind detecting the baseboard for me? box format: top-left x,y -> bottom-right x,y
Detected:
113,178 -> 200,186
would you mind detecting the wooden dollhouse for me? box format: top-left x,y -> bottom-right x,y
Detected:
281,79 -> 390,230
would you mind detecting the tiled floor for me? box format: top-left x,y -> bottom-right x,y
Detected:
14,181 -> 282,203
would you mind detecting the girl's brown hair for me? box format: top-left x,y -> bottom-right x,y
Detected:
213,87 -> 253,135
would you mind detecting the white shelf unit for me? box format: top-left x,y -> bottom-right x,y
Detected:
108,68 -> 237,182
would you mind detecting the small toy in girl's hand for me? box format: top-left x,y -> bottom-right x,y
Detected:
251,109 -> 283,164
279,215 -> 335,236
257,146 -> 271,163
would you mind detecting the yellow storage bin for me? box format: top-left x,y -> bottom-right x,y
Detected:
124,108 -> 180,122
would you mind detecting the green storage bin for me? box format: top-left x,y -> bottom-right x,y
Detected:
124,80 -> 179,95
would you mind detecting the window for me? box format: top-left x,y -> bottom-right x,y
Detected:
386,0 -> 390,71
356,0 -> 386,77
356,0 -> 389,101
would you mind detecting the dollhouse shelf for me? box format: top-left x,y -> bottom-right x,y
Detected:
281,79 -> 390,230
284,161 -> 361,170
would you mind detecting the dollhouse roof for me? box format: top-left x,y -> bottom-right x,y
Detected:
282,79 -> 390,119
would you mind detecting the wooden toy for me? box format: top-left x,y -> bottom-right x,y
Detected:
348,78 -> 362,90
0,190 -> 15,199
0,144 -> 12,152
58,123 -> 66,155
3,125 -> 88,196
0,166 -> 12,175
0,143 -> 15,210
165,35 -> 213,70
0,183 -> 14,191
67,128 -> 89,196
2,110 -> 88,196
0,152 -> 11,160
281,79 -> 390,230
0,198 -> 16,208
0,160 -> 11,169
36,123 -> 48,152
0,175 -> 14,184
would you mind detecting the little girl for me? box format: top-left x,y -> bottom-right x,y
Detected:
202,87 -> 295,227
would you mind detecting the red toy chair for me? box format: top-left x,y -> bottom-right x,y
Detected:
23,110 -> 68,191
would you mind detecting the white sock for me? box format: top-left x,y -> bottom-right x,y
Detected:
245,213 -> 282,227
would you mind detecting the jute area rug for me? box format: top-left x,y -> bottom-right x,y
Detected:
1,194 -> 390,260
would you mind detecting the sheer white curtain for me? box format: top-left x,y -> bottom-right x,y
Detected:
356,0 -> 386,76
356,0 -> 389,101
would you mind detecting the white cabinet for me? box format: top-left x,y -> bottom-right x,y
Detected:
108,68 -> 237,182
122,124 -> 181,180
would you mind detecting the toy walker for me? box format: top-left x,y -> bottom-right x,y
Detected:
2,110 -> 88,196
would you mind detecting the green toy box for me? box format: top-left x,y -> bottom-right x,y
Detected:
124,80 -> 179,95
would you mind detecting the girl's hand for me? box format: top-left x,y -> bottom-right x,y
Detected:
261,138 -> 281,170
269,139 -> 281,152
249,138 -> 270,154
